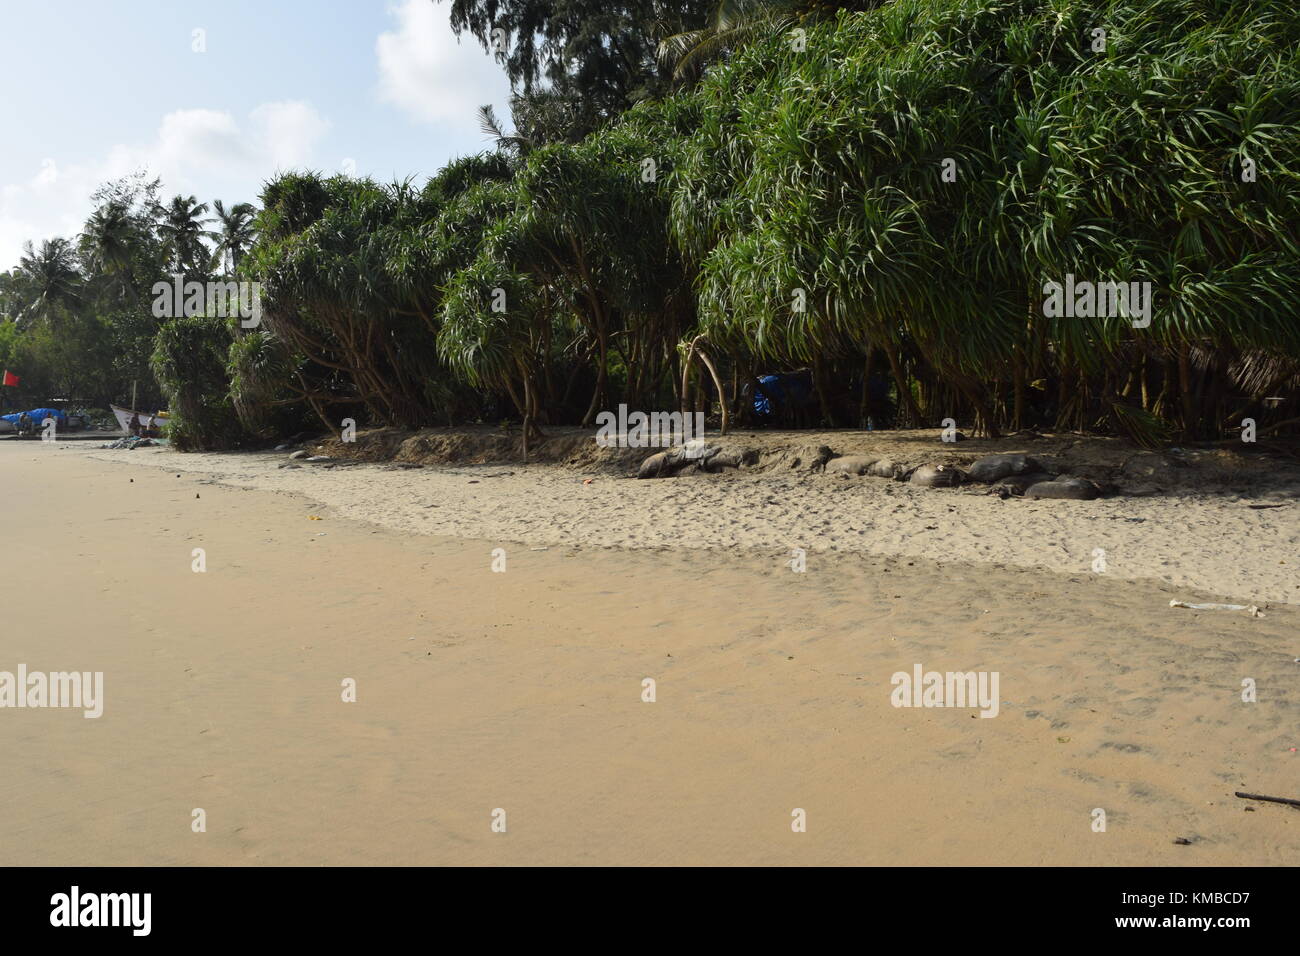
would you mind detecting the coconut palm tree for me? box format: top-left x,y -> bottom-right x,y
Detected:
211,200 -> 258,274
80,202 -> 137,275
153,195 -> 216,274
657,0 -> 806,85
79,199 -> 155,304
477,104 -> 534,157
14,238 -> 81,327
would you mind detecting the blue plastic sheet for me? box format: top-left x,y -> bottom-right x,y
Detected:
1,408 -> 67,424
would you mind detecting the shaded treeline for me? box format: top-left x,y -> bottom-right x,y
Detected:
111,0 -> 1300,448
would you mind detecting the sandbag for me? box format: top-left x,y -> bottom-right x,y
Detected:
966,453 -> 1042,483
826,455 -> 877,476
909,464 -> 965,488
1024,476 -> 1101,500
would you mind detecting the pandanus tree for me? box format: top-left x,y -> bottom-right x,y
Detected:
247,157 -> 517,431
215,0 -> 1299,444
439,107 -> 697,429
152,313 -> 249,449
669,0 -> 1300,439
671,5 -> 1018,432
251,174 -> 433,427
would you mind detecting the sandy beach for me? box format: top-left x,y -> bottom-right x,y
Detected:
0,439 -> 1296,865
92,429 -> 1300,605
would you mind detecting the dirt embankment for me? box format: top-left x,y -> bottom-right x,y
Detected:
303,425 -> 1300,498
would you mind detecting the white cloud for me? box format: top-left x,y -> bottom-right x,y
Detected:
250,101 -> 333,169
34,159 -> 59,187
0,102 -> 329,271
376,0 -> 511,126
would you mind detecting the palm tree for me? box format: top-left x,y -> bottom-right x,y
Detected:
211,200 -> 257,274
80,202 -> 137,274
80,200 -> 148,303
477,105 -> 534,157
657,0 -> 801,85
15,238 -> 81,326
153,195 -> 216,274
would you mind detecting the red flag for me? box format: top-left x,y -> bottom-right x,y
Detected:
1,370 -> 18,387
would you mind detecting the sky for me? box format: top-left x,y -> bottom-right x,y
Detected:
0,0 -> 515,271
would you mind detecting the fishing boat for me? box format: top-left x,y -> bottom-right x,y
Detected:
111,404 -> 169,436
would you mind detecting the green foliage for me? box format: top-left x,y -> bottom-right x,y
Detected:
1,172 -> 253,416
151,314 -> 249,450
668,0 -> 1300,433
445,0 -> 713,130
11,1 -> 1298,444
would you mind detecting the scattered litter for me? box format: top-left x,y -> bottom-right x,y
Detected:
308,515 -> 323,521
529,547 -> 548,551
583,478 -> 594,485
1172,837 -> 1193,845
1170,599 -> 1264,617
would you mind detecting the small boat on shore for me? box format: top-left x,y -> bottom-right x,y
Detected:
111,404 -> 169,436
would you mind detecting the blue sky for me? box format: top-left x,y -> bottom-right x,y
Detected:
0,0 -> 514,270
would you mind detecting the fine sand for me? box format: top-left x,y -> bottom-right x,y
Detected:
1,441 -> 1297,865
92,435 -> 1300,606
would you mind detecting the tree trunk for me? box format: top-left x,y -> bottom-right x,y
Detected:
883,339 -> 923,426
860,349 -> 874,428
694,344 -> 729,435
1178,344 -> 1196,440
581,324 -> 608,427
1012,356 -> 1024,432
812,353 -> 835,428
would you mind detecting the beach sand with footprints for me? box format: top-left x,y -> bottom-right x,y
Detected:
1,439 -> 1297,865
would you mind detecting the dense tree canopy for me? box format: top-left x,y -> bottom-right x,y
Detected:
5,0 -> 1297,450
0,171 -> 259,428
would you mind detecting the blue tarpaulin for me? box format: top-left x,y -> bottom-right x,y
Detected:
1,408 -> 66,424
753,374 -> 812,417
